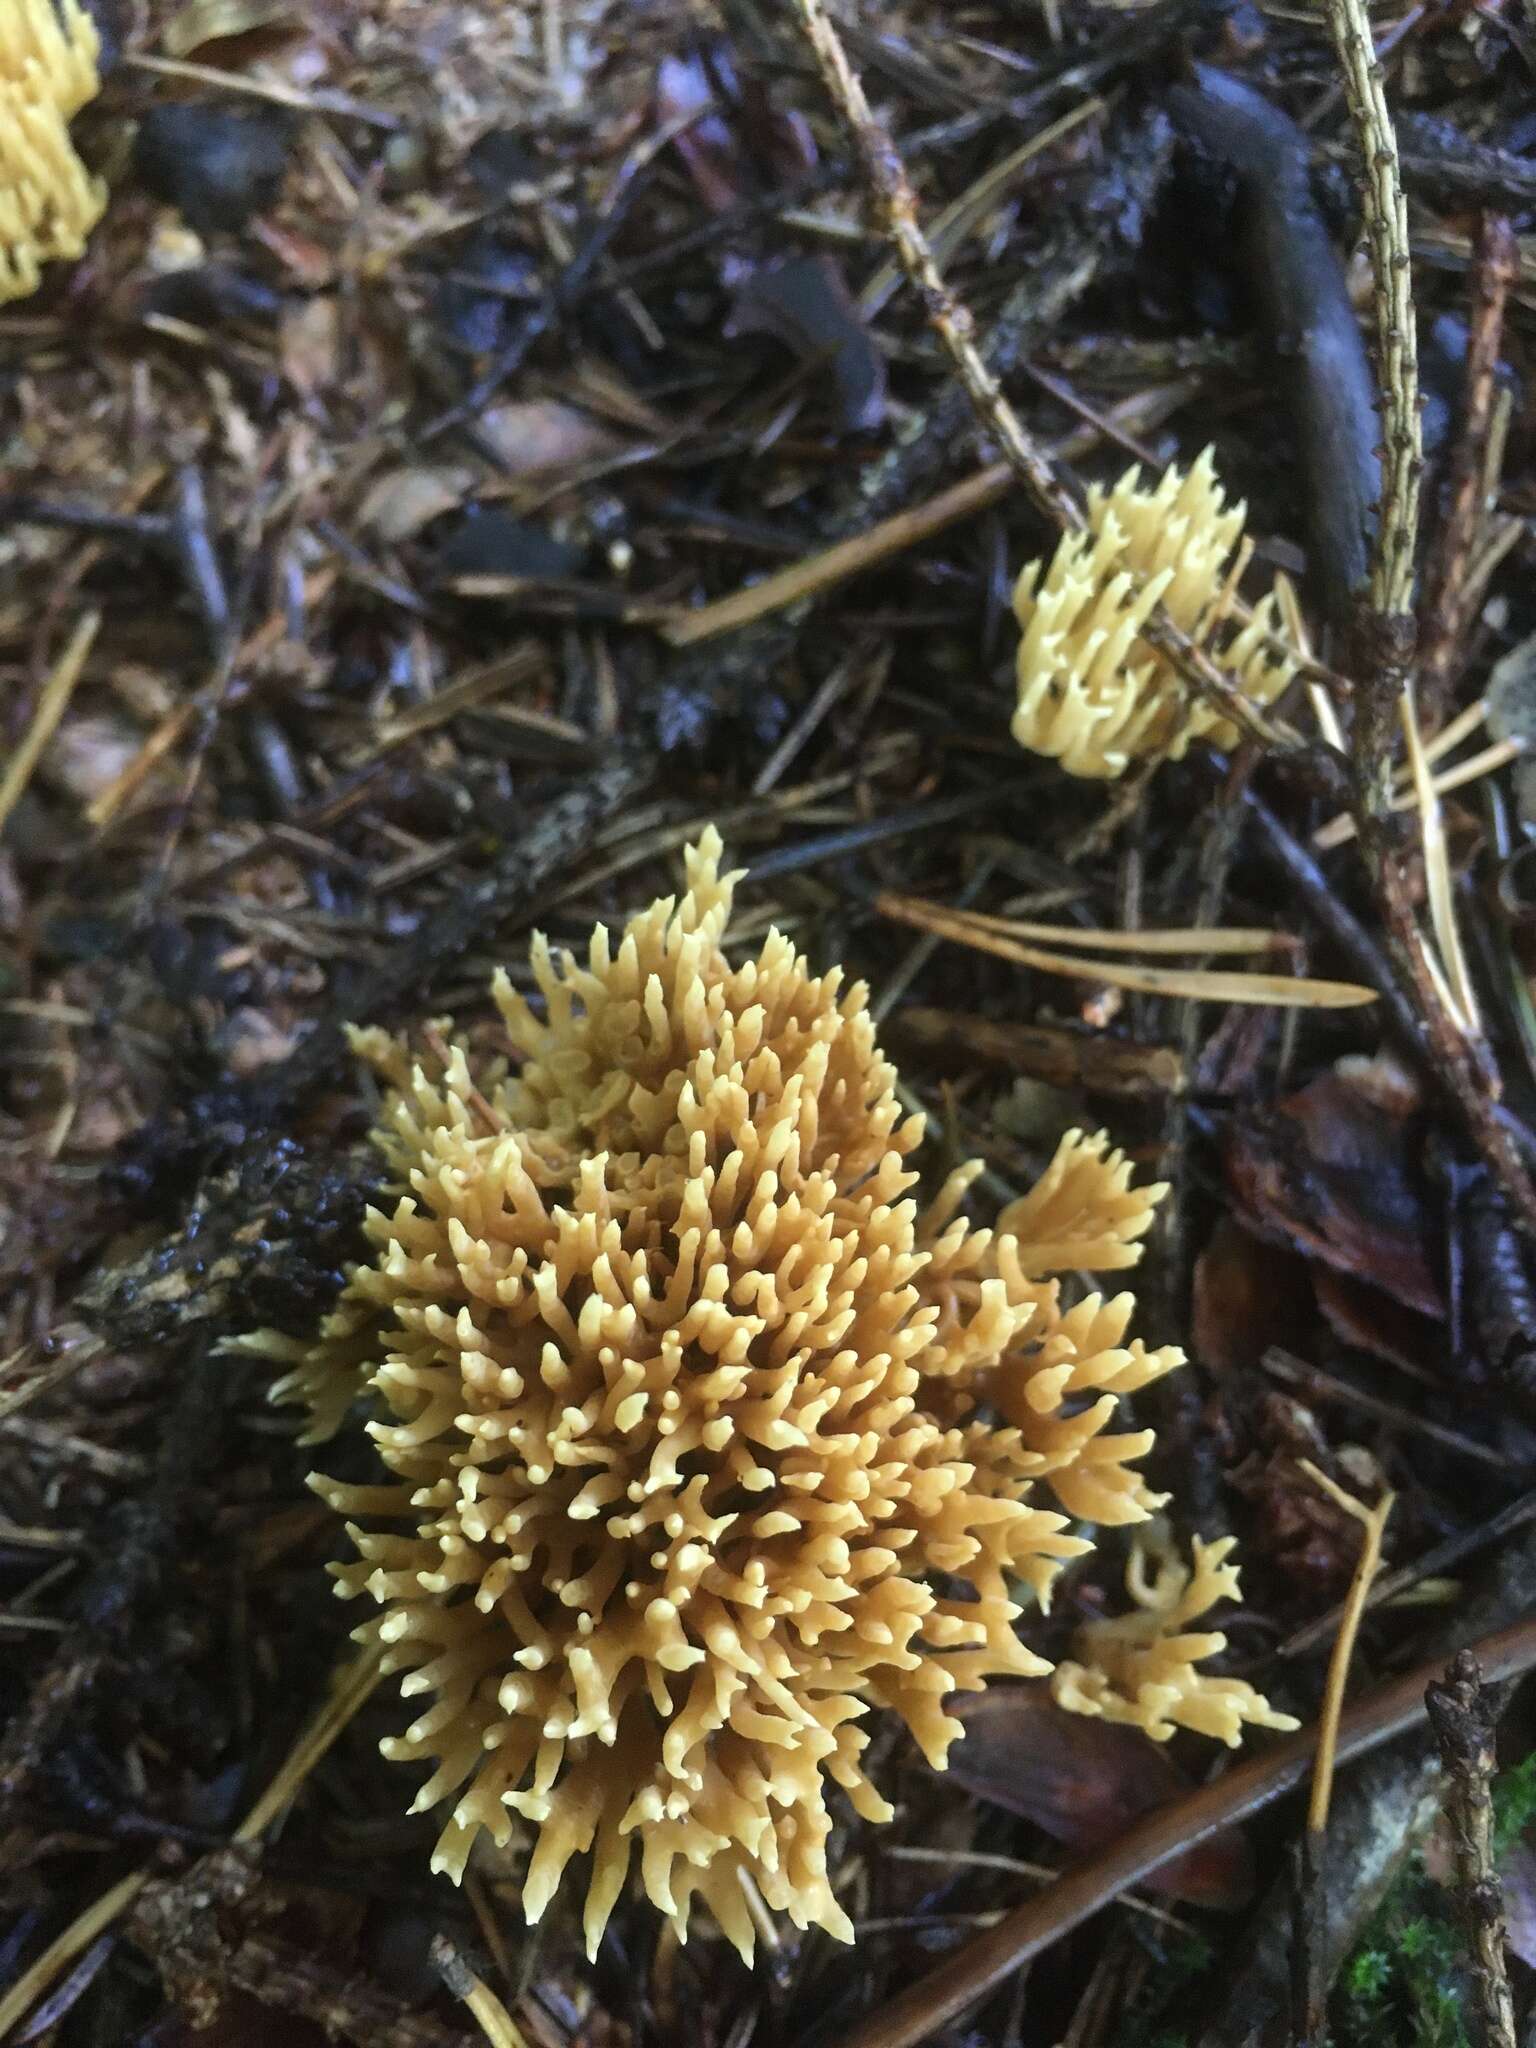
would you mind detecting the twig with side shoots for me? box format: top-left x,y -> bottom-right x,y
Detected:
787,0 -> 1300,760
1425,1652 -> 1519,2048
1323,0 -> 1536,1239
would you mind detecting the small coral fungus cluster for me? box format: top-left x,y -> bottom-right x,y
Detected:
1012,447 -> 1299,779
248,831 -> 1290,1959
1,0 -> 106,305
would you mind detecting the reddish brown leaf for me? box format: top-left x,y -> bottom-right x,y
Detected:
945,1686 -> 1255,1908
1223,1063 -> 1443,1319
1192,1215 -> 1312,1373
1311,1266 -> 1444,1380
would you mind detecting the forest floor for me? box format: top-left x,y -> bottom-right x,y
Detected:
4,0 -> 1536,2043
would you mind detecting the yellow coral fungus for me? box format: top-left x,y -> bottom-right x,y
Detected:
1051,1533 -> 1299,1744
1012,448 -> 1299,779
1,0 -> 106,305
246,830 -> 1288,1959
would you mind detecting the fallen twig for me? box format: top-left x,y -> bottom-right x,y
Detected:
1420,212 -> 1519,716
1425,1651 -> 1519,2048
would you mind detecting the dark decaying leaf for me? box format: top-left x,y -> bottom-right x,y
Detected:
432,231 -> 541,356
945,1687 -> 1255,1907
727,254 -> 888,433
1193,1214 -> 1313,1374
1222,1063 -> 1443,1319
134,103 -> 296,236
657,45 -> 886,432
1309,1265 -> 1444,1380
428,507 -> 587,582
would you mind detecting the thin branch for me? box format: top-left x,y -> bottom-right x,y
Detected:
1425,1652 -> 1519,2048
1420,214 -> 1518,712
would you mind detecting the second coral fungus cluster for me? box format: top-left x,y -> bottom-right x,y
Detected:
248,830 -> 1290,1959
1012,447 -> 1299,779
1,0 -> 105,304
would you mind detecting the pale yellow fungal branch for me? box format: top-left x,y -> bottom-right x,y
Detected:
1012,449 -> 1301,779
1052,1533 -> 1301,1745
0,0 -> 107,305
242,830 -> 1292,1960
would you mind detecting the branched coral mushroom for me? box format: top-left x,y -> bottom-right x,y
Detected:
1012,448 -> 1299,779
1052,1534 -> 1296,1744
247,830 -> 1289,1958
0,0 -> 106,305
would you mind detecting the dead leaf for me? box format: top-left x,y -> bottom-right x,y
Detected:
476,400 -> 628,479
728,254 -> 887,434
1311,1266 -> 1444,1380
1223,1063 -> 1443,1319
278,295 -> 341,396
357,464 -> 475,544
1193,1216 -> 1312,1374
946,1685 -> 1255,1908
161,0 -> 300,58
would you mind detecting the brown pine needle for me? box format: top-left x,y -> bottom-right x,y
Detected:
907,905 -> 1304,956
233,1641 -> 384,1843
875,891 -> 1378,1008
432,1937 -> 534,2048
0,1643 -> 383,2041
1400,684 -> 1481,1033
661,463 -> 1013,646
1299,1460 -> 1395,1835
0,612 -> 99,837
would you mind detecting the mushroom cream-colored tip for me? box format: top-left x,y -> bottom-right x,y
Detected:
1052,1533 -> 1301,1745
249,829 -> 1288,1955
0,0 -> 106,304
1012,447 -> 1298,780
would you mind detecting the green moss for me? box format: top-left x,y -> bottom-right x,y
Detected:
1493,1749 -> 1536,1858
1336,1869 -> 1469,2048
